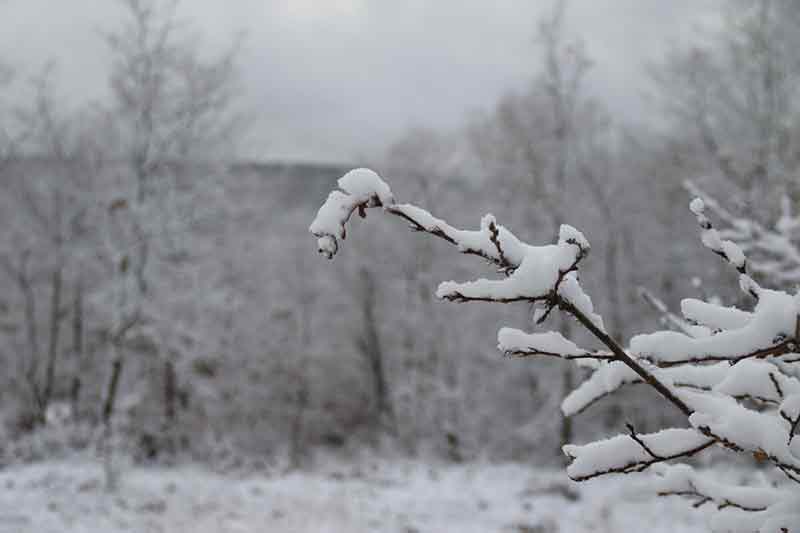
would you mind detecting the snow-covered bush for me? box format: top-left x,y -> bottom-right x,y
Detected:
1,403 -> 95,466
310,168 -> 800,532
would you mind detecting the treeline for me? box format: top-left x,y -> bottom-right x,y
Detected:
0,0 -> 798,471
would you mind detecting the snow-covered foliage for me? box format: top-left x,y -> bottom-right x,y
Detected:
311,168 -> 800,532
686,181 -> 800,289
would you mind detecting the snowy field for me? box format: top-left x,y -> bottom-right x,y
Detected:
0,459 -> 707,533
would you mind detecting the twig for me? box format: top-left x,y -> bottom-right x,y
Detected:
626,423 -> 663,459
568,438 -> 715,482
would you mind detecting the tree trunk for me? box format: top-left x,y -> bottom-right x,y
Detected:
70,279 -> 84,416
17,254 -> 44,420
357,268 -> 394,433
102,356 -> 123,426
161,359 -> 177,456
288,384 -> 308,471
43,266 -> 63,412
164,360 -> 176,422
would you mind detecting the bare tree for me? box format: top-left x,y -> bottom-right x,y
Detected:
354,267 -> 394,433
382,127 -> 466,456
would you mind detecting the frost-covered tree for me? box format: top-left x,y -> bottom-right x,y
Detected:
95,0 -> 246,450
374,128 -> 474,456
0,68 -> 102,427
467,1 -> 642,454
309,168 -> 800,532
651,0 -> 800,211
0,0 -> 247,473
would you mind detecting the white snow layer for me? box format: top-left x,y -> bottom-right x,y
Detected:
436,224 -> 588,302
309,168 -> 395,258
498,328 -> 588,358
680,298 -> 752,331
337,168 -> 394,205
563,428 -> 712,481
630,289 -> 798,365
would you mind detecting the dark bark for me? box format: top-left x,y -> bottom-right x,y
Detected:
3,251 -> 45,420
43,266 -> 63,409
164,360 -> 176,423
70,279 -> 84,415
560,298 -> 693,417
288,384 -> 308,470
162,359 -> 177,456
356,268 -> 394,432
102,357 -> 124,426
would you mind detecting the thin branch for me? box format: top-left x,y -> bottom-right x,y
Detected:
627,423 -> 664,459
657,486 -> 769,513
488,219 -> 511,273
769,371 -> 784,400
385,204 -> 516,271
641,338 -> 797,368
504,348 -> 613,361
111,311 -> 140,345
789,416 -> 800,445
558,297 -> 693,417
639,287 -> 699,336
568,438 -> 715,482
690,194 -> 760,300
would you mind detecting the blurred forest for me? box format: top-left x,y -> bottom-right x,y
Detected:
0,0 -> 798,476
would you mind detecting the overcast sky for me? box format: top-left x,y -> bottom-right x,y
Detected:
0,0 -> 718,163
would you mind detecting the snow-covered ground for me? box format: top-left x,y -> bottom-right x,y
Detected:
0,458 -> 706,533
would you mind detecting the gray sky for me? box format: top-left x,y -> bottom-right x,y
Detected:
0,0 -> 717,163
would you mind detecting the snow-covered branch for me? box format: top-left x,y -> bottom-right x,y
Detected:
563,428 -> 714,481
497,328 -> 612,362
654,464 -> 789,512
310,168 -> 800,532
689,194 -> 762,299
686,180 -> 800,290
630,290 -> 798,367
